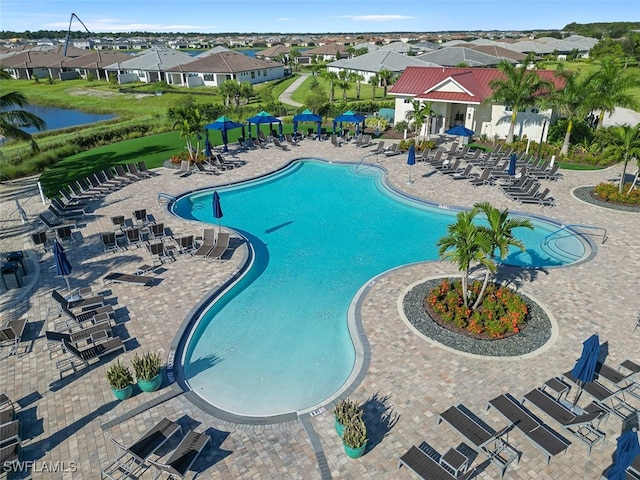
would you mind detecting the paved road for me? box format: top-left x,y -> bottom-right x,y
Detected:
278,72 -> 310,107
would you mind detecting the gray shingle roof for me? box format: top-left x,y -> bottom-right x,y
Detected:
328,50 -> 438,73
415,47 -> 504,67
103,49 -> 194,70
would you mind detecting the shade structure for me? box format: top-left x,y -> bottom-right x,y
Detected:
406,144 -> 416,185
508,153 -> 517,176
212,191 -> 223,232
607,429 -> 640,480
246,110 -> 283,139
205,116 -> 246,153
445,125 -> 475,137
53,239 -> 72,293
570,333 -> 600,407
333,110 -> 365,137
293,109 -> 322,140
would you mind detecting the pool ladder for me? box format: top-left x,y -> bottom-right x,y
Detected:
355,152 -> 382,171
157,192 -> 176,206
543,224 -> 608,246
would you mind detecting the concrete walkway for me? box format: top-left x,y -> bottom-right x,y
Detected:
278,72 -> 310,107
0,141 -> 639,479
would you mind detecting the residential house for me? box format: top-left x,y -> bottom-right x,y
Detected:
298,43 -> 348,64
389,66 -> 564,141
165,51 -> 285,87
62,50 -> 133,81
415,47 -> 506,67
103,48 -> 194,84
255,44 -> 291,62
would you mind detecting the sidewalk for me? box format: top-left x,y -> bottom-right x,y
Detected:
278,72 -> 310,107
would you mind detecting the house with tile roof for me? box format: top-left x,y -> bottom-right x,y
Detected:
389,66 -> 564,141
164,51 -> 285,87
103,49 -> 194,84
298,43 -> 348,64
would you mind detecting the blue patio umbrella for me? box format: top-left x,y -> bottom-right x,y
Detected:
53,239 -> 72,293
293,109 -> 322,140
246,111 -> 283,140
508,153 -> 517,176
407,144 -> 416,185
205,116 -> 246,153
213,191 -> 223,233
570,333 -> 600,408
445,125 -> 475,137
333,110 -> 366,137
607,429 -> 640,480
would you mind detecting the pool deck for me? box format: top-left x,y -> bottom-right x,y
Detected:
0,139 -> 639,479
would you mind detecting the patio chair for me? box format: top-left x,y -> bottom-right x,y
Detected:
385,144 -> 402,156
104,167 -> 132,185
173,160 -> 191,177
56,304 -> 114,332
194,161 -> 218,175
486,393 -> 571,465
111,215 -> 126,235
39,213 -> 76,230
46,321 -> 112,353
102,232 -> 119,254
137,161 -> 157,177
147,241 -> 172,266
52,289 -> 105,313
51,197 -> 87,214
76,177 -> 108,197
94,170 -> 124,189
48,204 -> 84,220
0,318 -> 27,356
148,430 -> 211,479
372,141 -> 386,154
175,235 -> 196,256
0,419 -> 21,447
126,227 -> 144,248
103,272 -> 155,287
126,163 -> 148,179
31,231 -> 51,252
253,137 -> 267,149
518,187 -> 555,207
398,444 -> 475,480
205,232 -> 231,262
330,134 -> 342,147
0,441 -> 21,466
60,336 -> 124,369
193,229 -> 217,258
59,188 -> 89,206
133,209 -> 152,227
149,222 -> 166,240
522,387 -> 605,455
56,225 -> 75,245
451,164 -> 475,180
273,138 -> 289,150
87,173 -> 117,193
285,133 -> 298,146
113,164 -> 139,182
102,418 -> 183,480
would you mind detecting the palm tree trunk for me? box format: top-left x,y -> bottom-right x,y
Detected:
619,153 -> 629,193
628,168 -> 639,193
356,82 -> 361,100
560,119 -> 573,157
471,269 -> 491,311
461,273 -> 469,308
506,111 -> 517,145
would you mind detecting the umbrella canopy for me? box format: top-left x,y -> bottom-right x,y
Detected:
570,333 -> 600,407
445,125 -> 475,137
246,111 -> 283,139
607,429 -> 640,480
333,110 -> 365,137
205,116 -> 246,153
212,191 -> 223,232
293,109 -> 322,140
508,153 -> 517,176
53,239 -> 72,293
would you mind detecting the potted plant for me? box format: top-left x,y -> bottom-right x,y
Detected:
333,398 -> 361,437
106,360 -> 134,400
132,351 -> 163,392
342,416 -> 367,459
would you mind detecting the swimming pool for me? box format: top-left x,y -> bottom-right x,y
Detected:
172,160 -> 588,418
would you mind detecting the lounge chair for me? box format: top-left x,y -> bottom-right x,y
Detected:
522,387 -> 605,455
193,229 -> 217,258
518,187 -> 555,207
173,160 -> 191,177
113,164 -> 139,182
103,167 -> 131,186
148,430 -> 211,479
0,420 -> 21,447
438,159 -> 462,175
137,161 -> 156,177
101,418 -> 182,479
60,336 -> 125,368
505,182 -> 540,201
149,222 -> 166,240
76,177 -> 108,197
55,304 -> 114,332
285,133 -> 298,146
56,225 -> 75,245
486,393 -> 571,464
194,161 -> 218,175
126,163 -> 149,179
252,138 -> 267,149
103,272 -> 155,287
133,209 -> 152,227
273,138 -> 289,150
385,144 -> 402,156
398,445 -> 475,480
205,232 -> 231,262
46,321 -> 112,353
0,318 -> 27,356
356,134 -> 372,148
31,231 -> 51,252
438,405 -> 519,478
0,441 -> 20,466
48,204 -> 84,220
94,170 -> 124,189
147,241 -> 172,266
174,235 -> 196,256
102,232 -> 119,254
52,289 -> 105,312
371,140 -> 386,154
450,164 -> 475,180
330,134 -> 342,147
51,197 -> 87,214
126,227 -> 144,248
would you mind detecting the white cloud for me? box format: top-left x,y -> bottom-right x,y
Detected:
336,14 -> 414,22
277,17 -> 294,22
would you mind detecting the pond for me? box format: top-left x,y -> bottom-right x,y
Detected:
12,105 -> 116,133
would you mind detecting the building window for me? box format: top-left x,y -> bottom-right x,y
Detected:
203,73 -> 214,81
263,70 -> 267,76
251,71 -> 255,79
504,106 -> 512,112
531,108 -> 539,114
404,98 -> 411,104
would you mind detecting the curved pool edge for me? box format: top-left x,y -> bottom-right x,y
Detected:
165,156 -> 595,425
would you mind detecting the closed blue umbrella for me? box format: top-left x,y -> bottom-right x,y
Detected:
204,138 -> 212,158
53,239 -> 72,293
570,333 -> 600,408
213,191 -> 223,233
407,144 -> 416,185
508,153 -> 517,176
607,429 -> 640,480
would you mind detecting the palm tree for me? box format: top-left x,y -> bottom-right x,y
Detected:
0,69 -> 46,152
239,82 -> 254,105
472,203 -> 533,310
170,98 -> 205,161
585,56 -> 639,129
289,49 -> 300,71
486,55 -> 555,145
378,69 -> 394,99
544,65 -> 595,157
323,70 -> 339,104
218,80 -> 241,107
436,207 -> 493,308
368,74 -> 379,100
349,72 -> 365,100
405,100 -> 434,141
602,124 -> 640,193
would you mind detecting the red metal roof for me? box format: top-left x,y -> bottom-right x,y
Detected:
390,66 -> 564,103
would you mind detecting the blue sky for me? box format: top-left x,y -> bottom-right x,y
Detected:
0,0 -> 636,34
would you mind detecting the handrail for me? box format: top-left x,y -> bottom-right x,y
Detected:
543,223 -> 607,246
355,152 -> 381,171
157,192 -> 176,205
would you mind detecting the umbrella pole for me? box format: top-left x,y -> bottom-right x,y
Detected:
407,165 -> 414,185
64,275 -> 71,295
571,381 -> 583,411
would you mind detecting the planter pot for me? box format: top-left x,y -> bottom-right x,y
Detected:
343,441 -> 367,459
137,373 -> 163,392
334,416 -> 345,437
111,384 -> 133,400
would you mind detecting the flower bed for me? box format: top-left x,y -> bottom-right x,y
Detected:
425,279 -> 529,339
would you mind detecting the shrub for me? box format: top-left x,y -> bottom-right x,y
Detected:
426,279 -> 529,338
593,182 -> 640,205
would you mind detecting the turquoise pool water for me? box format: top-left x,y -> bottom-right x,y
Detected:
172,160 -> 586,417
